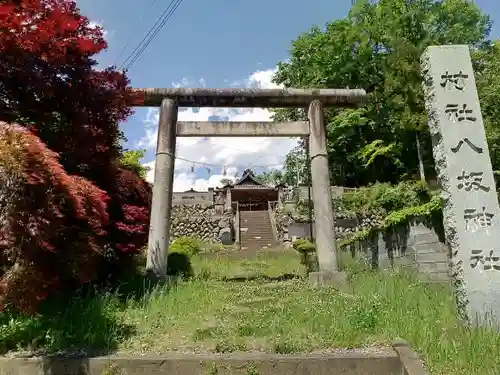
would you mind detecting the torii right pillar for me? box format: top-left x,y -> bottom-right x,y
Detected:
308,100 -> 347,289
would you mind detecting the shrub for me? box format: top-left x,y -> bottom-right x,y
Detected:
100,167 -> 152,282
292,239 -> 318,273
292,239 -> 316,254
0,124 -> 110,313
334,181 -> 432,217
169,236 -> 203,257
0,0 -> 153,309
166,252 -> 193,278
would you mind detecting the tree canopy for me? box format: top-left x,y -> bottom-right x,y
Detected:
120,149 -> 150,180
273,0 -> 497,187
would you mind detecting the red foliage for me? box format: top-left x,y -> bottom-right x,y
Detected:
0,0 -> 152,312
0,0 -> 134,178
106,168 -> 152,254
0,124 -> 110,313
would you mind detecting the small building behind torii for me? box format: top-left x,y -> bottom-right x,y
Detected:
215,169 -> 285,211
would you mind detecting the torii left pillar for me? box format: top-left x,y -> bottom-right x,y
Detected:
146,98 -> 178,280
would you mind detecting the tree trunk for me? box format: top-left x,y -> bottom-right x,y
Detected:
415,132 -> 426,183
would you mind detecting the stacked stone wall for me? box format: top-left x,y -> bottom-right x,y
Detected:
169,204 -> 233,243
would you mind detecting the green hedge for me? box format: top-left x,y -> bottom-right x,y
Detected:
295,181 -> 443,247
333,180 -> 433,217
339,194 -> 442,247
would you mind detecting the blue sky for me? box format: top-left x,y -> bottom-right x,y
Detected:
78,0 -> 500,191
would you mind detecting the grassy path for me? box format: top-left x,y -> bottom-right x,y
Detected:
1,249 -> 499,375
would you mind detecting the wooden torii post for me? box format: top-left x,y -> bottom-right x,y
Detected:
132,88 -> 367,285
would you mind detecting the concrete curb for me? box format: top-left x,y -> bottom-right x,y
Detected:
0,341 -> 429,375
392,340 -> 431,375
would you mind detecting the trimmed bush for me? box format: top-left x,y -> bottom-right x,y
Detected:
292,239 -> 316,254
292,239 -> 318,273
166,252 -> 193,278
169,236 -> 203,257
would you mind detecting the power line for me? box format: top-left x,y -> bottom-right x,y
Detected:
119,0 -> 179,70
121,0 -> 183,70
112,0 -> 160,67
121,0 -> 184,71
158,151 -> 286,170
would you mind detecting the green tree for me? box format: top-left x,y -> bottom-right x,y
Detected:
256,169 -> 283,186
255,142 -> 311,188
282,144 -> 310,187
120,149 -> 150,179
474,40 -> 500,172
273,0 -> 492,187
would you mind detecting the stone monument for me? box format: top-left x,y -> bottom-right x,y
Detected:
421,45 -> 500,326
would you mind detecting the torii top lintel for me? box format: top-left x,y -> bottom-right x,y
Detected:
131,88 -> 367,108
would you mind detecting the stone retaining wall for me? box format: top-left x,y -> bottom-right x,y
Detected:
274,205 -> 383,244
275,204 -> 450,282
342,219 -> 450,282
170,204 -> 233,243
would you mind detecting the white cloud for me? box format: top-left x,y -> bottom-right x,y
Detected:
139,69 -> 299,192
144,167 -> 238,192
88,20 -> 109,37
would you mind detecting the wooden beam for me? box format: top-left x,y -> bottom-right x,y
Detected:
176,121 -> 310,137
131,87 -> 367,108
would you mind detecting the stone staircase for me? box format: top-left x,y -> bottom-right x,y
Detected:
239,209 -> 276,250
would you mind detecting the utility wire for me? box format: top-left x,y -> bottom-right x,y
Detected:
159,151 -> 285,170
112,0 -> 160,67
119,0 -> 179,69
121,0 -> 184,71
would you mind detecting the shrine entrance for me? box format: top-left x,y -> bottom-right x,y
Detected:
216,168 -> 282,212
133,87 -> 367,280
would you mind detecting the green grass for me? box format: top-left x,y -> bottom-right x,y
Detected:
1,249 -> 499,375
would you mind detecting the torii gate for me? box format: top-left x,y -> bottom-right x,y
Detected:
132,87 -> 367,285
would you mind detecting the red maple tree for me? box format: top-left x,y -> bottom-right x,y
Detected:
0,0 -> 151,312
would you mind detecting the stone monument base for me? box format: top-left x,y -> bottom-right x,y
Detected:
308,270 -> 348,290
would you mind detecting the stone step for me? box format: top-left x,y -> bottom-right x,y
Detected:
242,239 -> 274,242
242,226 -> 273,229
239,210 -> 275,249
244,235 -> 274,238
241,222 -> 272,225
241,235 -> 274,239
242,225 -> 270,228
241,236 -> 274,240
242,244 -> 275,247
240,244 -> 276,249
242,239 -> 274,243
241,223 -> 272,226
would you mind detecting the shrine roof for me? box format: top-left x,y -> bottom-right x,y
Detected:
219,169 -> 266,188
234,169 -> 264,185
